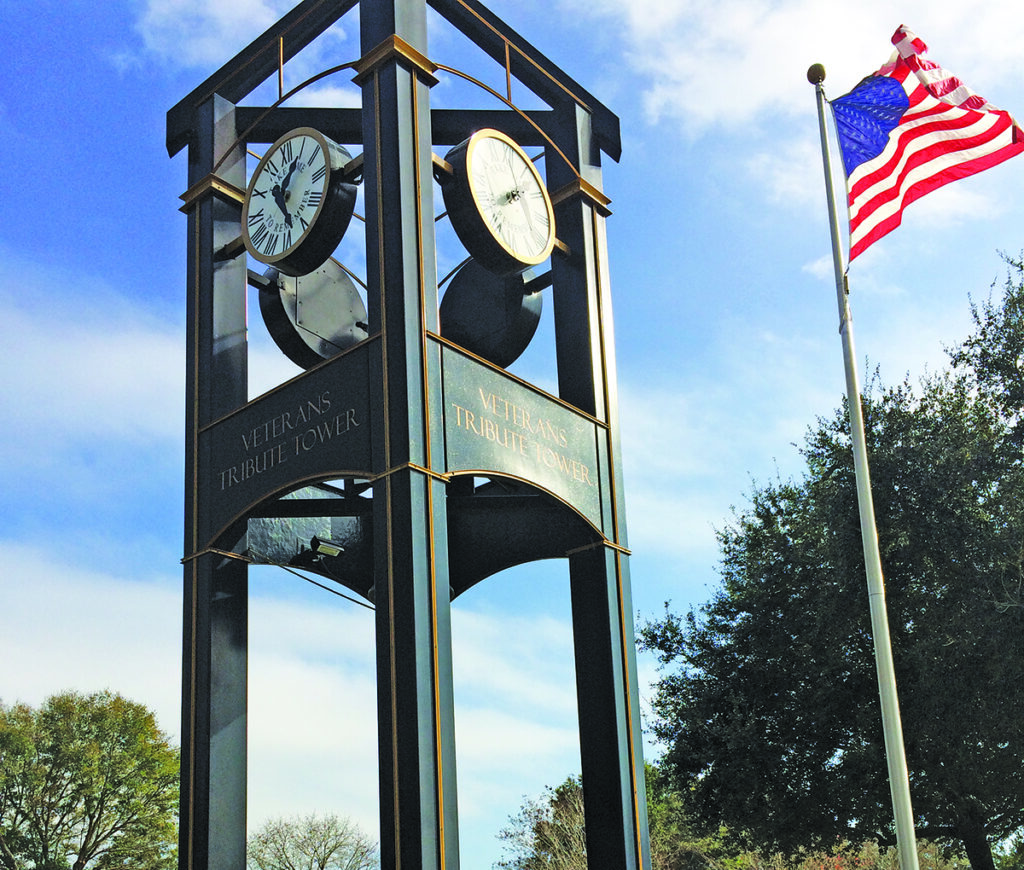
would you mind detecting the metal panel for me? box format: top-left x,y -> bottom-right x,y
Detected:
200,343 -> 374,543
548,100 -> 652,869
442,347 -> 604,529
235,106 -> 558,148
570,545 -> 649,870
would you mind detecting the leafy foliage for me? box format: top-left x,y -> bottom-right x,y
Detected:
495,764 -> 735,870
495,769 -> 970,870
994,834 -> 1024,870
948,254 -> 1024,607
644,762 -> 734,870
0,691 -> 179,870
702,838 -> 968,870
640,267 -> 1024,870
496,776 -> 587,870
949,254 -> 1024,450
246,812 -> 378,870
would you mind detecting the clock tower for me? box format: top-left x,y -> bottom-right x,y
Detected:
168,1 -> 650,867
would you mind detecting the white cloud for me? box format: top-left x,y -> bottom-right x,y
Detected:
0,250 -> 184,515
617,320 -> 838,560
0,251 -> 182,456
285,83 -> 362,110
747,134 -> 823,207
448,599 -> 584,859
247,592 -> 589,849
618,383 -> 736,558
554,0 -> 1024,135
248,339 -> 305,400
137,0 -> 1024,132
137,0 -> 287,68
551,0 -> 857,133
0,547 -> 379,833
247,585 -> 380,833
0,541 -> 183,734
452,610 -> 576,712
802,254 -> 836,280
533,0 -> 1024,233
135,0 -> 356,86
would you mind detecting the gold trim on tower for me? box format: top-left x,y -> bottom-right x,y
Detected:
550,177 -> 612,217
179,175 -> 246,213
353,35 -> 439,87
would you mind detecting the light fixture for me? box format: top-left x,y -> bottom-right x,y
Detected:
310,536 -> 345,558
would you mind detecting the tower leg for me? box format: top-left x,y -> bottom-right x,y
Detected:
180,555 -> 248,870
373,471 -> 459,870
570,546 -> 649,870
180,92 -> 248,870
359,1 -> 459,865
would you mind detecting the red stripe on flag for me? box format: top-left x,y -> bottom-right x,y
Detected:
849,128 -> 1023,260
850,136 -> 1023,259
839,28 -> 1024,260
849,102 -> 1004,205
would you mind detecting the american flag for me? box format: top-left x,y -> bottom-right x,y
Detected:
832,26 -> 1024,261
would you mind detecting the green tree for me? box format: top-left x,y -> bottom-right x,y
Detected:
246,813 -> 378,870
494,773 -> 973,870
496,776 -> 587,870
640,274 -> 1024,870
949,255 -> 1024,448
948,254 -> 1024,607
644,763 -> 726,870
0,691 -> 179,870
495,765 -> 718,870
994,834 -> 1024,870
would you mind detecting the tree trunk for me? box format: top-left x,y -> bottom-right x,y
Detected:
957,801 -> 996,870
0,834 -> 19,870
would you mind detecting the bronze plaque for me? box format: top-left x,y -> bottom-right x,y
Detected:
201,344 -> 373,537
442,348 -> 602,528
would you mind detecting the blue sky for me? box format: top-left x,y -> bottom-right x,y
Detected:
2,0 -> 1024,866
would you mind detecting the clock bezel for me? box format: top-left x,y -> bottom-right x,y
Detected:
442,128 -> 556,276
242,127 -> 358,278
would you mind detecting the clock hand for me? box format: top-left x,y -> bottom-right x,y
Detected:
517,189 -> 533,232
276,159 -> 300,228
281,159 -> 298,198
272,183 -> 288,217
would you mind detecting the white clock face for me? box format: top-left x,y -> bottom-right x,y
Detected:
466,132 -> 554,263
244,133 -> 328,260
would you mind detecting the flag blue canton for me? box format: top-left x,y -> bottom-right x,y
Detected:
832,76 -> 909,176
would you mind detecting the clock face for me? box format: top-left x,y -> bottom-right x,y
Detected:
244,132 -> 328,260
442,129 -> 556,276
465,131 -> 554,264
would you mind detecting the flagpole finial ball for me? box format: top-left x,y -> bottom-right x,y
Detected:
807,63 -> 826,84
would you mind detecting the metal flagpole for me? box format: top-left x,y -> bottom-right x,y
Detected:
808,63 -> 920,870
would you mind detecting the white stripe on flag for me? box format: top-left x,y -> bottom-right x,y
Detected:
850,122 -> 1016,251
